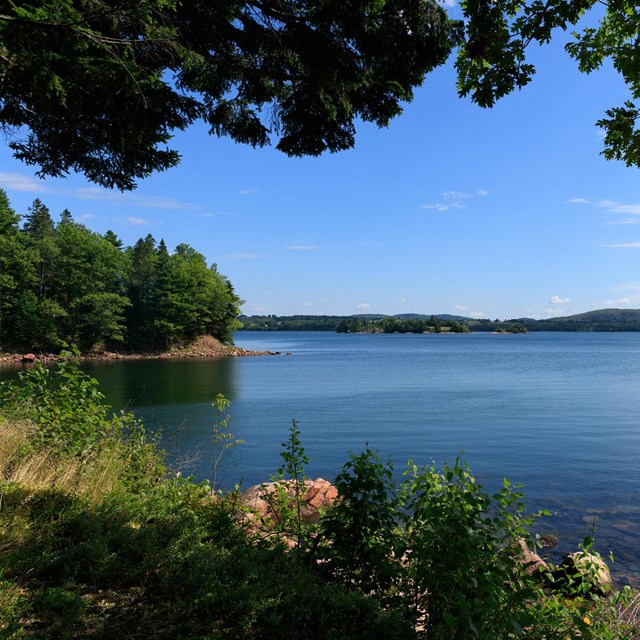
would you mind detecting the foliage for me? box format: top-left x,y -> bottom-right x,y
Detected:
2,0 -> 640,191
319,448 -> 402,597
317,447 -> 640,639
337,316 -> 471,334
0,346 -> 138,454
318,453 -> 550,639
0,191 -> 244,353
211,392 -> 243,492
240,314 -> 368,331
260,420 -> 317,550
400,461 -> 547,639
0,0 -> 456,189
240,314 -> 473,332
456,0 -> 640,168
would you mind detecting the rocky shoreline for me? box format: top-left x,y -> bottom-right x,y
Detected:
0,335 -> 289,365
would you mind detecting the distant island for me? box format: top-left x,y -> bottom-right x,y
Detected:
238,309 -> 640,333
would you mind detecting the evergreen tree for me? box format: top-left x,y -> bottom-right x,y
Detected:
126,234 -> 159,348
103,230 -> 123,249
59,208 -> 73,225
0,191 -> 38,349
0,188 -> 20,234
23,199 -> 54,240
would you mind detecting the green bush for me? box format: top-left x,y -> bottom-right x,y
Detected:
0,347 -> 137,454
319,447 -> 402,597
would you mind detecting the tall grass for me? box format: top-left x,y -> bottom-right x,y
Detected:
0,417 -> 128,502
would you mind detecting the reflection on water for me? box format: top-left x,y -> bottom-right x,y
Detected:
81,357 -> 238,408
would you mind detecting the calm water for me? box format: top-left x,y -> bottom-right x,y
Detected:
4,331 -> 640,581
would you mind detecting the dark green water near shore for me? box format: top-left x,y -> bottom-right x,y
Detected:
3,330 -> 640,582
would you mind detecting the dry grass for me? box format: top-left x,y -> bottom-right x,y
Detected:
0,416 -> 127,502
616,589 -> 640,631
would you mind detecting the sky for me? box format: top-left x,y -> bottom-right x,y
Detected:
1,20 -> 639,320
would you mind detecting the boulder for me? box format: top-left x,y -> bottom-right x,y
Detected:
538,533 -> 559,548
514,538 -> 549,576
242,478 -> 338,525
555,551 -> 612,595
21,353 -> 36,363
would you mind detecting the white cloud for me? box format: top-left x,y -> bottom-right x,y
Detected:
608,218 -> 639,225
75,187 -> 121,201
455,305 -> 468,311
601,241 -> 640,248
286,244 -> 317,251
421,202 -> 460,212
237,188 -> 258,195
356,302 -> 371,310
136,196 -> 198,210
421,188 -> 488,212
613,281 -> 640,293
0,171 -> 198,212
251,305 -> 268,312
126,216 -> 149,225
596,199 -> 640,215
442,190 -> 472,200
568,197 -> 590,205
469,311 -> 485,319
399,297 -> 408,304
594,283 -> 640,308
550,295 -> 570,304
0,171 -> 50,193
75,188 -> 198,210
200,211 -> 228,218
544,307 -> 565,316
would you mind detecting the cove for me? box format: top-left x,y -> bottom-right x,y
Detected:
3,330 -> 640,582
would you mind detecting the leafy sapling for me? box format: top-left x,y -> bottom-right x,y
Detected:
211,393 -> 243,493
260,420 -> 314,549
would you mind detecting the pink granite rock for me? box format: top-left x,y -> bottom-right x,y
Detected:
242,478 -> 338,525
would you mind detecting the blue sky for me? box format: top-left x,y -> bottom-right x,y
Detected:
1,30 -> 639,320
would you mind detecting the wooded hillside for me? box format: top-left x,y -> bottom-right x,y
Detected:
0,190 -> 242,353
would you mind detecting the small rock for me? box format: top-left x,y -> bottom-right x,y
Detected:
21,353 -> 36,363
538,533 -> 559,548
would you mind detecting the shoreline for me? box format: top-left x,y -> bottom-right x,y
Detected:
0,336 -> 284,365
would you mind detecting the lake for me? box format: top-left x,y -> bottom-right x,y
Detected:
3,330 -> 640,582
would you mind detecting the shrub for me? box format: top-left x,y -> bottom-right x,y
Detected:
0,347 -> 137,455
319,454 -> 553,639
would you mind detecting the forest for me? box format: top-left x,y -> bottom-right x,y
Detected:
336,317 -> 472,334
0,190 -> 242,353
